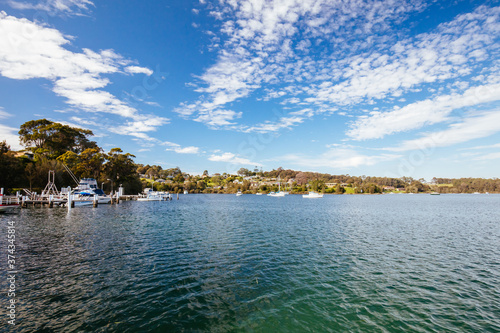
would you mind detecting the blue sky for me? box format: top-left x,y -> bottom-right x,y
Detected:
0,0 -> 499,180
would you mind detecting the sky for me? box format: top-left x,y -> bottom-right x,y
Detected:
0,0 -> 499,180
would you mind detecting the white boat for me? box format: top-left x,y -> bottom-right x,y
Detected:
72,178 -> 111,204
303,191 -> 323,198
72,199 -> 95,207
268,176 -> 286,197
256,192 -> 263,196
137,189 -> 171,201
236,191 -> 243,196
0,188 -> 20,213
183,190 -> 188,194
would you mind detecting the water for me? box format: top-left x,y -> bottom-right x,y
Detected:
1,194 -> 500,332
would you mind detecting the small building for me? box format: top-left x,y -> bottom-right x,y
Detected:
13,151 -> 34,160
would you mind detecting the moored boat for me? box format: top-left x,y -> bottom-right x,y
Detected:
0,188 -> 19,213
72,178 -> 111,204
302,191 -> 323,198
137,189 -> 171,201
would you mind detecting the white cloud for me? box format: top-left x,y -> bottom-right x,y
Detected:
0,12 -> 167,139
242,115 -> 304,133
0,107 -> 11,119
7,0 -> 94,15
178,0 -> 426,127
347,82 -> 500,140
461,143 -> 500,151
167,146 -> 200,154
110,115 -> 170,139
0,107 -> 22,150
0,124 -> 22,150
388,110 -> 500,152
193,109 -> 242,127
208,152 -> 262,166
176,3 -> 499,135
278,148 -> 402,169
474,152 -> 500,161
125,66 -> 153,76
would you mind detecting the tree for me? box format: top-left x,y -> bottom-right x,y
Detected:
309,179 -> 325,192
76,148 -> 105,179
25,163 -> 36,191
237,168 -> 251,177
19,119 -> 95,158
0,141 -> 26,191
295,172 -> 308,185
173,173 -> 185,183
335,185 -> 345,194
103,148 -> 141,194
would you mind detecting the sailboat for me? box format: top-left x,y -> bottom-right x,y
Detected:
268,176 -> 286,197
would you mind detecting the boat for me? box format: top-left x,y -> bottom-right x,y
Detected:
236,191 -> 243,196
268,177 -> 286,197
72,178 -> 111,204
72,199 -> 95,207
0,188 -> 19,213
137,189 -> 171,201
183,190 -> 188,194
430,192 -> 440,195
268,191 -> 286,197
256,192 -> 263,195
302,191 -> 324,198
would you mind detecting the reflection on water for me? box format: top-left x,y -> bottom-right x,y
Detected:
1,194 -> 500,331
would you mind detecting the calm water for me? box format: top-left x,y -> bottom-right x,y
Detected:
1,194 -> 500,332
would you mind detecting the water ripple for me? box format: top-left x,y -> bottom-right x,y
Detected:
1,194 -> 500,331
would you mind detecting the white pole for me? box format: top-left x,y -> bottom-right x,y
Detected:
68,194 -> 72,210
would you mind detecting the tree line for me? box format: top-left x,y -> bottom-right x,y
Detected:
1,119 -> 141,194
1,119 -> 499,194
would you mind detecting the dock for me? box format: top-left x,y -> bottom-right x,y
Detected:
1,193 -> 173,209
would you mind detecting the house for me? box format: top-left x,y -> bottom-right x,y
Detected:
325,183 -> 337,188
13,151 -> 34,160
383,186 -> 395,191
156,179 -> 166,183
